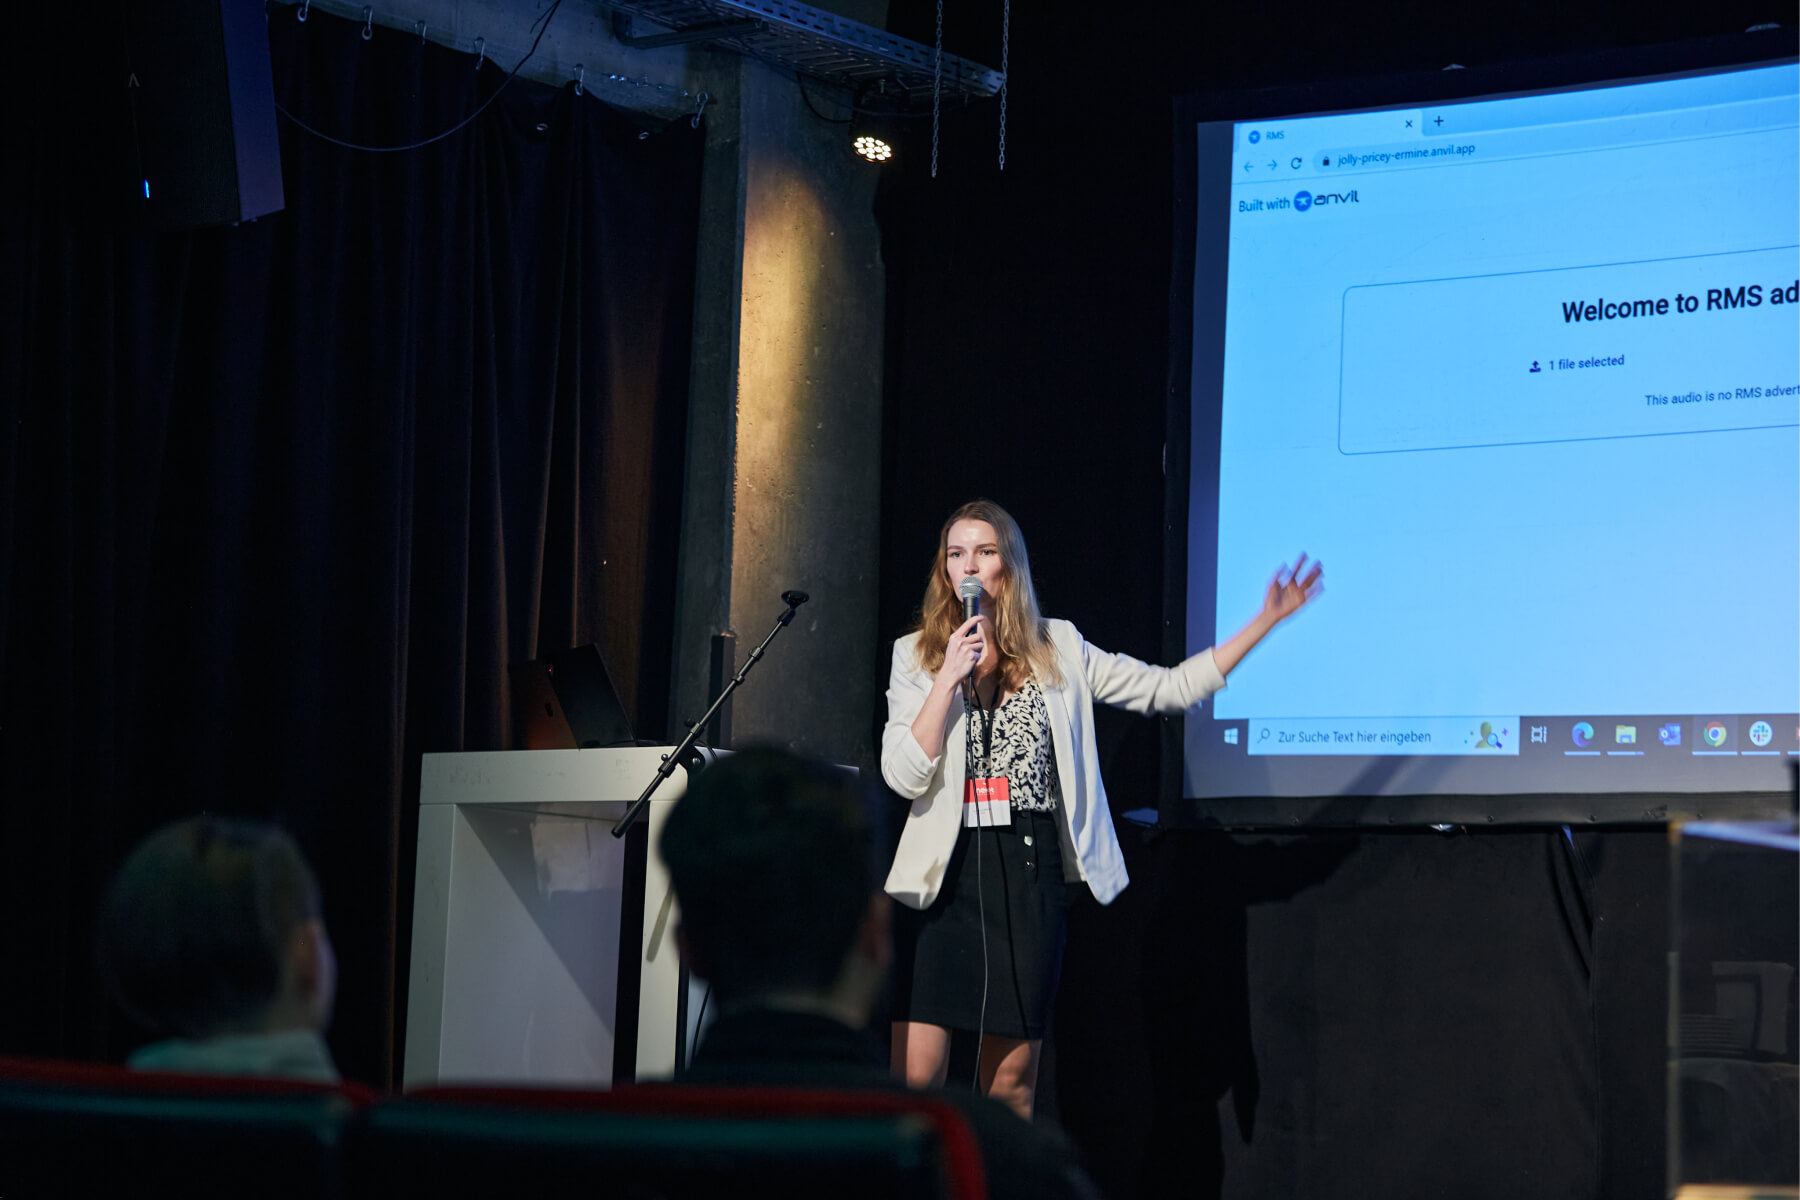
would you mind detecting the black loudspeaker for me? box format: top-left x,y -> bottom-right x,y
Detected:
124,0 -> 284,229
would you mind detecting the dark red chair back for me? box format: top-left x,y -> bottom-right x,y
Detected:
0,1055 -> 371,1200
349,1082 -> 987,1200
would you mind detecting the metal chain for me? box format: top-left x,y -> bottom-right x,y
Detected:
998,0 -> 1008,170
931,0 -> 943,179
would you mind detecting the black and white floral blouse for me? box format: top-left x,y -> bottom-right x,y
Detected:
962,678 -> 1061,812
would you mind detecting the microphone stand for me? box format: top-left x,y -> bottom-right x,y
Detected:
610,590 -> 809,838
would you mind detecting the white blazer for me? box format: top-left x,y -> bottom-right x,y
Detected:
880,618 -> 1227,910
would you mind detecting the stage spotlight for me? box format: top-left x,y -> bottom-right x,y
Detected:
852,130 -> 895,163
850,80 -> 906,165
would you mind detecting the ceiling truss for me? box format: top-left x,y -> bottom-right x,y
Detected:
603,0 -> 1003,101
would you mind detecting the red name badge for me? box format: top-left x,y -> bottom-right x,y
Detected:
963,777 -> 1012,828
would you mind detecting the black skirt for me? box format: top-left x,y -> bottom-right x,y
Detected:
890,807 -> 1074,1040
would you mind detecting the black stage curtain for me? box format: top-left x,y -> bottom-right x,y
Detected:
0,11 -> 701,1086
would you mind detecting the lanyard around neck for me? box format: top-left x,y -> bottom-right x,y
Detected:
969,676 -> 1003,773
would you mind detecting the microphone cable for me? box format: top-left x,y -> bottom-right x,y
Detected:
967,669 -> 1000,1096
954,577 -> 993,1095
970,680 -> 990,1094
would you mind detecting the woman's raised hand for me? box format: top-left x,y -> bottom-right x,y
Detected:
1211,553 -> 1326,678
1263,553 -> 1324,625
937,616 -> 985,688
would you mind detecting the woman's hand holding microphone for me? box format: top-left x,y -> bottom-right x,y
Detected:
936,616 -> 987,692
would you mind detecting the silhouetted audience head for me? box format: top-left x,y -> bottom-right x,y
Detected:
96,816 -> 336,1042
659,747 -> 889,1012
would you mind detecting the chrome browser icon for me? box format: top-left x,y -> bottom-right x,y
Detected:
1703,722 -> 1728,748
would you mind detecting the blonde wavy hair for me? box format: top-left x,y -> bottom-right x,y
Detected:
912,499 -> 1061,688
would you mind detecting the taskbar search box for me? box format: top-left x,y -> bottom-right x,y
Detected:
1247,717 -> 1521,756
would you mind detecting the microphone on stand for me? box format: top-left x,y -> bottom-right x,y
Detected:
612,587 -> 811,838
777,590 -> 809,626
958,576 -> 983,685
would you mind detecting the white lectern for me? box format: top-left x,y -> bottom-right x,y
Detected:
402,747 -> 713,1090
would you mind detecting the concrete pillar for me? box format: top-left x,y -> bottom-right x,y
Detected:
669,59 -> 885,769
666,60 -> 747,752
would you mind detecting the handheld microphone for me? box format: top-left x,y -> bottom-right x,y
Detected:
958,576 -> 982,622
958,577 -> 983,677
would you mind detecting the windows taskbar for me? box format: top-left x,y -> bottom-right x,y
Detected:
1213,714 -> 1800,757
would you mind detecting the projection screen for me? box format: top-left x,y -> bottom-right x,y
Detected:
1166,35 -> 1799,825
